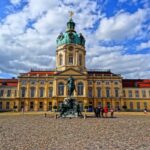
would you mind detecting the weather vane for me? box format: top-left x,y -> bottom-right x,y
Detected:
69,11 -> 74,18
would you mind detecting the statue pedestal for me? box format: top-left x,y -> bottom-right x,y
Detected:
59,97 -> 82,118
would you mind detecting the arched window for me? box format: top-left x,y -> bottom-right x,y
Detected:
59,54 -> 63,66
68,53 -> 73,64
48,87 -> 53,97
78,82 -> 84,96
30,87 -> 35,98
79,54 -> 82,66
58,82 -> 64,96
39,87 -> 44,97
21,87 -> 26,98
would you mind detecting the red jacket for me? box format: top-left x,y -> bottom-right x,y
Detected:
104,107 -> 108,113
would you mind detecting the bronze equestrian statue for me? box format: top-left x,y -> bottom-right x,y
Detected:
58,76 -> 83,118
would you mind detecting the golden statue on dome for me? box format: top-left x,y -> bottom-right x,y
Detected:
69,11 -> 74,18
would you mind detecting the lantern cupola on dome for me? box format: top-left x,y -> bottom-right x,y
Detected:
56,11 -> 85,47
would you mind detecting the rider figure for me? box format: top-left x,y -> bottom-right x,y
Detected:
67,76 -> 75,97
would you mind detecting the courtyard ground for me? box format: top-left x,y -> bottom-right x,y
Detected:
0,112 -> 150,150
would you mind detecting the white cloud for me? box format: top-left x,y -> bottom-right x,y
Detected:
86,45 -> 150,79
0,0 -> 99,75
137,40 -> 150,50
10,0 -> 21,5
25,0 -> 59,19
96,9 -> 148,41
0,0 -> 150,79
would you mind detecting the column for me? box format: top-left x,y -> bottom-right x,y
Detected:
43,99 -> 48,111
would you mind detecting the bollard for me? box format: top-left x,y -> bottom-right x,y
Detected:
44,113 -> 47,118
55,114 -> 57,119
84,114 -> 86,119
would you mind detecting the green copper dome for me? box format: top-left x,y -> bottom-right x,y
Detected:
56,18 -> 85,47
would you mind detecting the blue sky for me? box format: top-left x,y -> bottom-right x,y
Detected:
0,0 -> 150,79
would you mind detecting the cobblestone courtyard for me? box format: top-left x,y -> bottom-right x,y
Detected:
0,114 -> 150,150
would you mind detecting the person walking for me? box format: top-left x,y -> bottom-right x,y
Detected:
101,107 -> 104,117
144,108 -> 147,114
77,103 -> 82,117
110,107 -> 114,118
98,106 -> 101,118
95,107 -> 99,118
94,107 -> 97,117
104,106 -> 108,118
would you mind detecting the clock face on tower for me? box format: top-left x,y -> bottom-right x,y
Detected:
68,46 -> 73,51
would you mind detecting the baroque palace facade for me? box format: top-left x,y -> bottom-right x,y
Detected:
0,17 -> 150,112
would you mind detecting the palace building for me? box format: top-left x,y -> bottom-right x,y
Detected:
0,16 -> 150,112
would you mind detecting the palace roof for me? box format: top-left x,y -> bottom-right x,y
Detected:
0,78 -> 18,87
87,69 -> 121,77
123,79 -> 150,88
19,70 -> 56,77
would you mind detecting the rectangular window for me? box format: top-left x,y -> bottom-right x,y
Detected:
96,81 -> 101,85
0,102 -> 2,109
105,81 -> 110,85
39,102 -> 43,109
21,80 -> 26,85
142,90 -> 146,98
135,90 -> 139,98
21,87 -> 26,98
114,81 -> 119,85
30,87 -> 35,98
115,88 -> 119,97
123,90 -> 126,97
49,81 -> 53,85
137,102 -> 140,110
130,102 -> 133,110
88,87 -> 92,98
88,81 -> 92,85
106,88 -> 110,98
39,87 -> 44,97
97,87 -> 101,98
79,55 -> 82,66
49,87 -> 53,97
14,90 -> 17,97
58,83 -> 64,96
30,102 -> 34,109
6,102 -> 10,110
0,90 -> 4,97
69,54 -> 73,64
78,83 -> 83,96
40,81 -> 45,85
7,90 -> 11,97
128,90 -> 132,98
30,80 -> 36,85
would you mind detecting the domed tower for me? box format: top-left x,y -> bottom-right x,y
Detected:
56,13 -> 86,73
